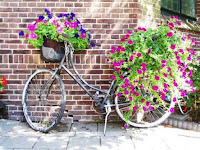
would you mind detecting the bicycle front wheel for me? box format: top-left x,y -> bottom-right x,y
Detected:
22,69 -> 66,132
115,86 -> 175,128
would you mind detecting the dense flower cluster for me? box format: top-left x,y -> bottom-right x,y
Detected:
0,77 -> 7,94
109,16 -> 199,120
19,9 -> 92,51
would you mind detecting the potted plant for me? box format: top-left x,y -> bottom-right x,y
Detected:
0,77 -> 7,109
19,9 -> 93,62
108,16 -> 200,123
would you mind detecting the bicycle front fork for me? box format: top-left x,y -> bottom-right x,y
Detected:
104,99 -> 112,136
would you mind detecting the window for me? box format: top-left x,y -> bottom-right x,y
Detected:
161,0 -> 197,22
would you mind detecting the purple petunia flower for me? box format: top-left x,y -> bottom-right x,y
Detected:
19,31 -> 24,36
58,14 -> 63,18
45,9 -> 51,14
38,15 -> 44,20
75,33 -> 79,39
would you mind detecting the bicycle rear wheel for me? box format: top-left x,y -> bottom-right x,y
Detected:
115,85 -> 175,127
22,69 -> 66,132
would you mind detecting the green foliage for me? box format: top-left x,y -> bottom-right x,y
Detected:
108,18 -> 199,121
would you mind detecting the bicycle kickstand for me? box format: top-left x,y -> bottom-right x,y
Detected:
104,100 -> 111,136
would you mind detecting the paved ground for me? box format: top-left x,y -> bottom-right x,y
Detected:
0,119 -> 199,150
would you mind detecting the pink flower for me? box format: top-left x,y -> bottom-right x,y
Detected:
175,16 -> 178,19
161,60 -> 166,63
116,48 -> 120,53
159,91 -> 163,95
187,35 -> 191,39
139,84 -> 144,88
161,94 -> 166,100
174,51 -> 178,55
168,22 -> 174,27
190,50 -> 195,55
129,97 -> 133,101
27,24 -> 36,32
195,42 -> 198,45
130,85 -> 135,89
137,53 -> 142,57
57,27 -> 63,34
110,75 -> 116,79
173,80 -> 178,87
30,33 -> 37,39
128,31 -> 132,34
177,21 -> 181,26
138,27 -> 142,30
143,106 -> 147,111
129,55 -> 133,60
149,106 -> 154,111
135,92 -> 140,97
164,83 -> 168,89
124,90 -> 129,95
80,33 -> 86,38
121,47 -> 125,51
179,49 -> 183,53
173,97 -> 177,102
167,32 -> 173,37
137,70 -> 142,74
141,98 -> 145,102
117,93 -> 121,97
124,124 -> 128,128
141,63 -> 147,67
146,101 -> 150,106
121,38 -> 125,42
161,64 -> 165,68
25,33 -> 29,39
152,86 -> 158,91
187,56 -> 191,61
167,67 -> 171,71
133,106 -> 137,111
126,108 -> 129,112
170,108 -> 175,113
163,73 -> 168,77
163,89 -> 168,93
131,90 -> 135,94
176,56 -> 180,60
181,37 -> 185,41
110,49 -> 115,54
142,67 -> 146,72
155,76 -> 159,80
148,48 -> 151,54
128,40 -> 133,44
142,28 -> 146,31
188,70 -> 193,77
125,34 -> 130,38
124,78 -> 129,83
170,44 -> 176,50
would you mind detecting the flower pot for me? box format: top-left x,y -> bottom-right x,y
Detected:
41,38 -> 65,63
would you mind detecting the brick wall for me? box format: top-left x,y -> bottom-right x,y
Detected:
0,0 -> 199,122
0,0 -> 139,122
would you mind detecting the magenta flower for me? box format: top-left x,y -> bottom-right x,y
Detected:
70,22 -> 77,28
170,108 -> 175,113
187,56 -> 191,61
130,85 -> 135,89
80,33 -> 86,38
190,50 -> 195,55
110,75 -> 116,79
168,22 -> 174,27
126,108 -> 129,112
177,21 -> 181,26
128,40 -> 133,44
139,84 -> 144,88
143,106 -> 147,111
124,78 -> 129,83
179,49 -> 183,53
161,94 -> 166,100
129,55 -> 133,60
137,70 -> 142,74
161,64 -> 165,68
152,86 -> 158,91
174,51 -> 178,55
135,92 -> 140,97
141,63 -> 147,67
158,91 -> 163,95
142,67 -> 146,72
137,53 -> 142,57
57,27 -> 63,34
176,56 -> 180,60
167,32 -> 173,37
124,124 -> 128,128
173,80 -> 178,87
149,106 -> 154,111
188,70 -> 193,77
161,60 -> 166,64
27,24 -> 36,32
30,33 -> 37,39
133,106 -> 137,111
131,90 -> 135,94
163,73 -> 168,77
170,44 -> 176,50
175,16 -> 179,19
121,47 -> 125,51
173,97 -> 177,102
110,49 -> 115,53
146,101 -> 150,106
25,33 -> 29,39
195,41 -> 198,45
181,37 -> 185,41
148,48 -> 151,54
155,76 -> 159,80
187,35 -> 191,39
116,48 -> 120,53
124,90 -> 129,95
141,98 -> 145,102
125,34 -> 130,38
129,97 -> 133,101
117,93 -> 121,97
167,67 -> 171,71
163,89 -> 168,93
164,83 -> 168,89
121,38 -> 125,42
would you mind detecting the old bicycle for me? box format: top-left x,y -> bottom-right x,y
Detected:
22,33 -> 187,135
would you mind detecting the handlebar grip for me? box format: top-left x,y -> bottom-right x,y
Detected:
91,40 -> 101,47
62,33 -> 72,39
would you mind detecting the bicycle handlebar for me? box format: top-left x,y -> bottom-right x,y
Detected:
62,33 -> 72,39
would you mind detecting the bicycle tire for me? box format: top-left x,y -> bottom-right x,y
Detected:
115,85 -> 176,128
22,69 -> 66,132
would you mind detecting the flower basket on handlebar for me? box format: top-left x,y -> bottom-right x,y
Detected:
41,38 -> 65,63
